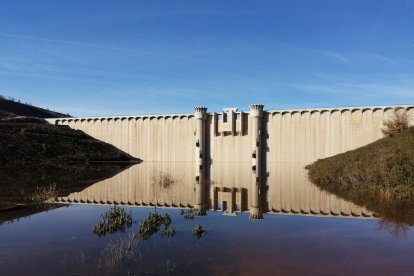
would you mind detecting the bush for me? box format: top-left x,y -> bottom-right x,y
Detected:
93,206 -> 133,237
306,126 -> 414,225
382,111 -> 409,137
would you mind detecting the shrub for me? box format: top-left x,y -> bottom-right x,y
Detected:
93,206 -> 133,237
30,183 -> 58,203
382,111 -> 409,137
192,224 -> 206,239
137,211 -> 175,240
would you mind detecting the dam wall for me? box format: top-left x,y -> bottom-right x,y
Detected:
46,105 -> 414,163
47,104 -> 414,219
49,114 -> 198,162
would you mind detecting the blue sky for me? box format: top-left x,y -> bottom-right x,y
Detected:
1,1 -> 414,116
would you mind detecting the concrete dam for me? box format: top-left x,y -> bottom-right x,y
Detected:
47,104 -> 414,219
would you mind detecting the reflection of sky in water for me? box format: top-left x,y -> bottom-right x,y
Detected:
1,205 -> 414,275
1,162 -> 414,275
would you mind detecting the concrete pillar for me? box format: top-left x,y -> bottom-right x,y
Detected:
194,106 -> 208,211
249,104 -> 264,220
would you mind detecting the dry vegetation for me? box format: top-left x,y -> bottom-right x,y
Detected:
381,111 -> 409,137
306,125 -> 414,225
0,119 -> 139,167
30,183 -> 58,204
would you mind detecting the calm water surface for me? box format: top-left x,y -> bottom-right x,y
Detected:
1,162 -> 414,276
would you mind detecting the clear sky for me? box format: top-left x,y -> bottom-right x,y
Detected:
1,1 -> 414,116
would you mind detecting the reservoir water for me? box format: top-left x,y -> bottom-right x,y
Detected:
1,162 -> 414,275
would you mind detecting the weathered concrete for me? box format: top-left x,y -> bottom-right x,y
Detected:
54,162 -> 374,219
47,104 -> 414,219
46,105 -> 414,163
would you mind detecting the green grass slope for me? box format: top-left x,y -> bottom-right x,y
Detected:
306,126 -> 414,225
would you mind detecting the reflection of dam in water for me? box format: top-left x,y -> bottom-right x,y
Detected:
50,105 -> 413,219
55,162 -> 374,219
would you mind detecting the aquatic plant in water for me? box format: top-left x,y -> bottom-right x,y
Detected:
93,205 -> 133,237
180,208 -> 207,220
137,211 -> 175,240
99,233 -> 141,268
192,224 -> 206,239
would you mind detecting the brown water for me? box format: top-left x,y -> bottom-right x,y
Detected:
1,162 -> 414,275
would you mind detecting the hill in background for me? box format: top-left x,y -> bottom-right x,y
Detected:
0,96 -> 140,165
0,96 -> 70,118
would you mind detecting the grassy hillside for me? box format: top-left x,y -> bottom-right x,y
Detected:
0,119 -> 140,166
0,97 -> 70,118
306,126 -> 414,225
0,163 -> 132,206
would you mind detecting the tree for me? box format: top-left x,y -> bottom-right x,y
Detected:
382,111 -> 410,137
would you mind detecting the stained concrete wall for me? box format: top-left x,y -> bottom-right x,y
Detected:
47,105 -> 414,163
47,105 -> 414,218
55,162 -> 373,218
48,114 -> 197,162
266,106 -> 414,163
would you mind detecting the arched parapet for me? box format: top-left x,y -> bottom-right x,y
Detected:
395,106 -> 406,111
310,110 -> 320,117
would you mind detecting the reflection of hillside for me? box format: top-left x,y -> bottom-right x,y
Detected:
0,204 -> 65,224
56,162 -> 374,219
0,163 -> 132,218
266,162 -> 373,217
